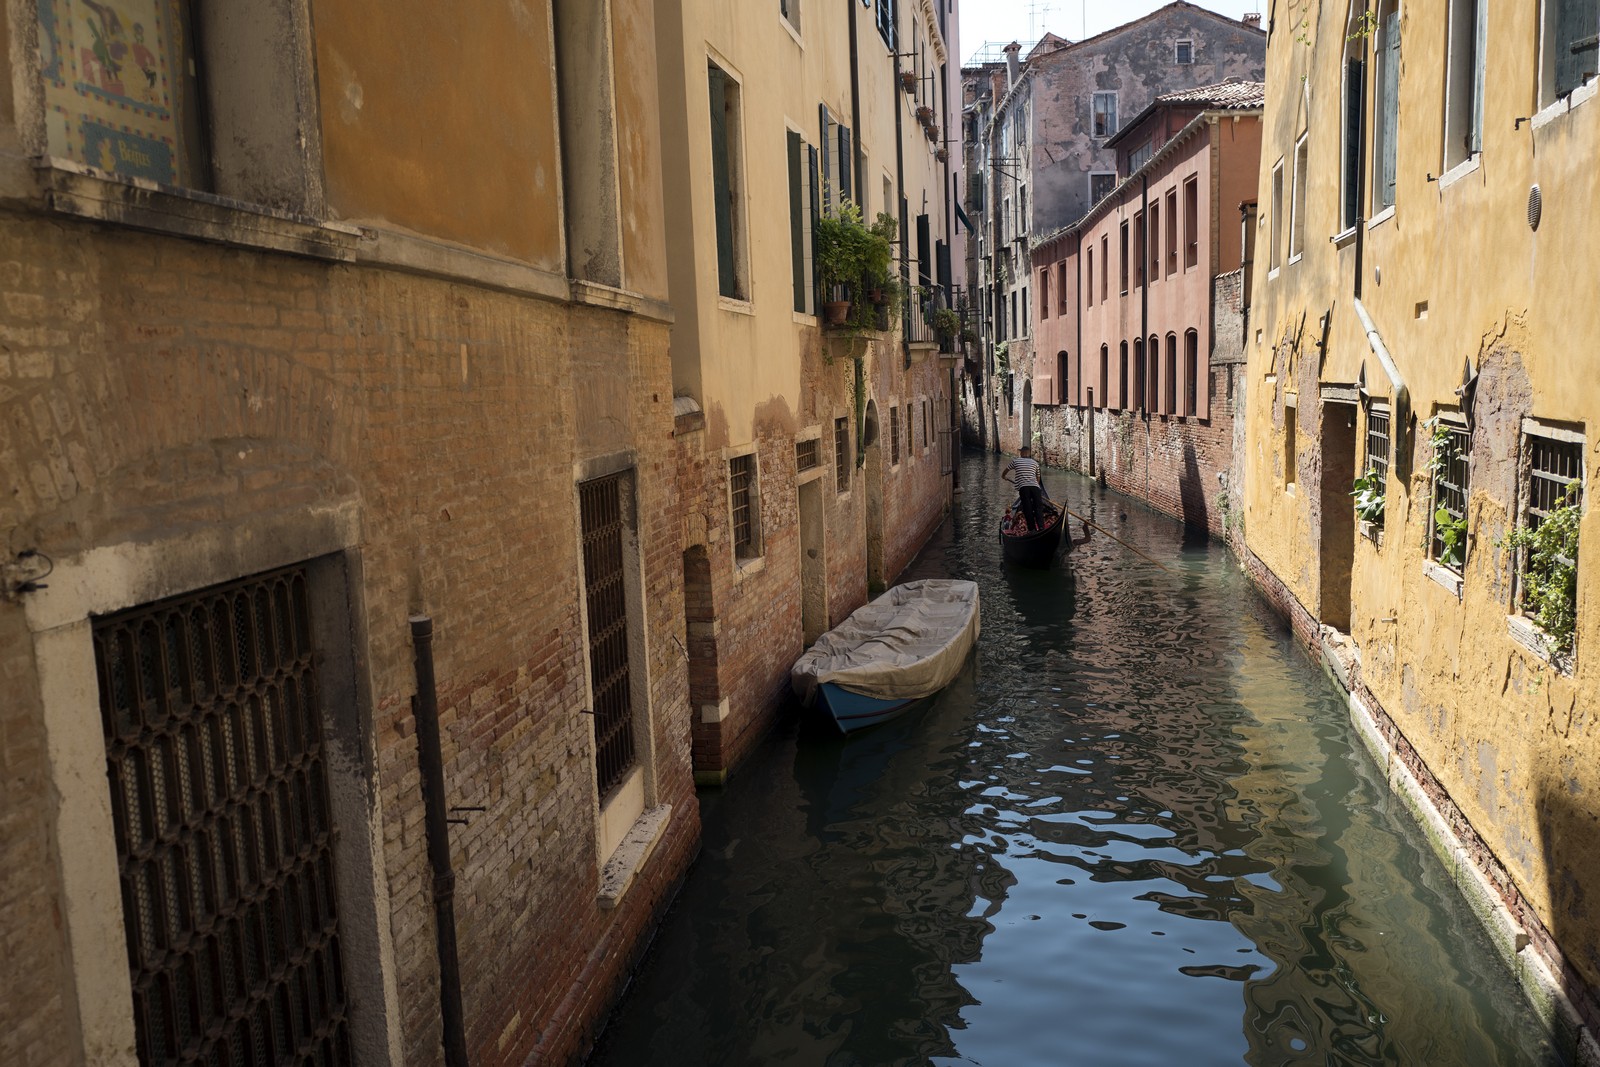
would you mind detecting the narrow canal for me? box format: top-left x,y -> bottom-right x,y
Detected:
589,450 -> 1564,1066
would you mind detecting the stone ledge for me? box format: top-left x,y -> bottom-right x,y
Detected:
597,804 -> 672,911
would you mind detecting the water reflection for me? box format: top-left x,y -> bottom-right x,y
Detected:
589,451 -> 1563,1067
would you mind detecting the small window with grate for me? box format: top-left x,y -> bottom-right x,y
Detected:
835,418 -> 850,492
1176,39 -> 1194,64
1365,407 -> 1392,529
94,566 -> 353,1067
1429,422 -> 1472,573
729,453 -> 761,559
796,437 -> 819,472
890,406 -> 901,465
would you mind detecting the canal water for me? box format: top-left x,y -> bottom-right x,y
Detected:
589,451 -> 1564,1066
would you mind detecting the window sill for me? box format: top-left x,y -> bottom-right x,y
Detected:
1367,205 -> 1396,230
1331,227 -> 1357,248
733,554 -> 766,579
793,310 -> 819,327
39,157 -> 359,261
1506,614 -> 1574,676
779,15 -> 804,48
1423,560 -> 1463,598
1358,519 -> 1384,547
598,804 -> 673,911
1288,252 -> 1304,266
719,296 -> 756,316
1437,154 -> 1481,191
1532,77 -> 1598,131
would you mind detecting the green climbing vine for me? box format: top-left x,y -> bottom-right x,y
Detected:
1504,484 -> 1582,657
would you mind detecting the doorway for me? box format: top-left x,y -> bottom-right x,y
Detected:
798,478 -> 827,644
864,399 -> 885,595
1319,400 -> 1357,631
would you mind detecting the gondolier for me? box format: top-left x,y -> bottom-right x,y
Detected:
1002,445 -> 1045,531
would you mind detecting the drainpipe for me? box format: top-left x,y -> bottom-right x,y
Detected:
410,616 -> 470,1067
1139,174 -> 1149,418
889,12 -> 909,367
1074,230 -> 1083,468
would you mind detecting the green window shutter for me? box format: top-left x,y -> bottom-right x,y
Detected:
789,131 -> 806,312
1558,0 -> 1599,97
818,104 -> 833,213
838,124 -> 853,204
709,66 -> 737,298
1469,0 -> 1486,153
1379,12 -> 1399,209
1344,59 -> 1363,227
808,143 -> 821,304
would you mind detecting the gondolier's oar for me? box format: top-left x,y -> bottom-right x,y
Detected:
1061,506 -> 1173,574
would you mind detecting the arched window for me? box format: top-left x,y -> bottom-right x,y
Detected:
1165,333 -> 1179,414
1098,345 -> 1110,408
1118,342 -> 1129,409
1147,335 -> 1160,412
1133,339 -> 1145,412
1185,329 -> 1200,416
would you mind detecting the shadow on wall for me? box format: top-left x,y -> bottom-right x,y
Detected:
1180,441 -> 1210,547
1536,768 -> 1600,1051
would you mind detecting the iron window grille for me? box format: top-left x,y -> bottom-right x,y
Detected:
1520,433 -> 1584,594
729,454 -> 759,558
891,407 -> 901,465
1366,408 -> 1392,528
93,566 -> 352,1067
1430,424 -> 1472,571
580,473 -> 638,800
835,418 -> 850,492
796,438 -> 819,472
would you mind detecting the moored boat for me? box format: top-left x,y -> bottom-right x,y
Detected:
999,497 -> 1065,568
790,579 -> 981,734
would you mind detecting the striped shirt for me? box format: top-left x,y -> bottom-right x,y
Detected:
1004,456 -> 1041,488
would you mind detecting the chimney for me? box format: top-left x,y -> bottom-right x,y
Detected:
1003,41 -> 1021,88
1242,12 -> 1262,29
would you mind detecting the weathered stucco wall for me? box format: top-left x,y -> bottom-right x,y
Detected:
1245,0 -> 1600,1036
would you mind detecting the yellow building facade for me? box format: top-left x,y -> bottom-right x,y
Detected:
1245,0 -> 1600,1047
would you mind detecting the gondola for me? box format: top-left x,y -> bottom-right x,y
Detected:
999,495 -> 1065,568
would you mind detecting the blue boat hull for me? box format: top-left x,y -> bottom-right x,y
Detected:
817,682 -> 922,733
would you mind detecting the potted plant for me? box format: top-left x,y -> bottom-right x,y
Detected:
916,104 -> 934,124
932,306 -> 962,341
926,124 -> 940,143
935,147 -> 949,163
899,70 -> 917,93
815,199 -> 896,330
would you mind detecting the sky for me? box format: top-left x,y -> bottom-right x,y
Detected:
959,0 -> 1262,65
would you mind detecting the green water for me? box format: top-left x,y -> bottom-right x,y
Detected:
589,451 -> 1564,1066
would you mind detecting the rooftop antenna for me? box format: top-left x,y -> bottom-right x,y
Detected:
1026,0 -> 1053,42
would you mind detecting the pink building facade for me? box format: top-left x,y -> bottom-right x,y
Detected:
1029,84 -> 1262,539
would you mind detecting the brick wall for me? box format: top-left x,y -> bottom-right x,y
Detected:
0,213 -> 696,1067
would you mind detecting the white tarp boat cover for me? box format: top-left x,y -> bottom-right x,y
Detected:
790,579 -> 980,705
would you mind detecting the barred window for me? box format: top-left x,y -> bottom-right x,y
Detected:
1366,407 -> 1392,528
835,418 -> 850,492
580,473 -> 638,798
1429,423 -> 1472,572
890,406 -> 901,465
796,438 -> 819,472
730,454 -> 760,559
1519,431 -> 1583,606
94,567 -> 352,1067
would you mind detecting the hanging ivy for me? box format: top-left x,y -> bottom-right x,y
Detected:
1504,484 -> 1582,657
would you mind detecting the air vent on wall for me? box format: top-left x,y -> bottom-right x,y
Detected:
1528,184 -> 1543,231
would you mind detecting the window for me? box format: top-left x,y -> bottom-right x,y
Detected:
1516,428 -> 1585,635
1090,171 -> 1117,206
1184,176 -> 1199,269
1372,1 -> 1400,213
1022,286 -> 1030,335
1542,0 -> 1600,106
1092,92 -> 1119,139
1365,406 -> 1392,529
1285,403 -> 1298,490
1430,421 -> 1472,572
709,62 -> 748,299
877,0 -> 897,49
891,406 -> 901,465
1184,330 -> 1199,416
1166,189 -> 1179,274
1149,202 -> 1161,284
1086,246 -> 1095,307
1147,337 -> 1160,412
1127,141 -> 1154,172
1120,221 -> 1130,293
781,0 -> 801,32
1118,343 -> 1129,408
1040,269 -> 1051,320
94,567 -> 353,1067
1290,134 -> 1308,261
1175,39 -> 1195,64
1134,339 -> 1146,410
730,453 -> 761,558
580,473 -> 642,798
787,130 -> 816,313
796,437 -> 820,471
1445,0 -> 1486,169
1098,346 -> 1110,406
835,417 -> 851,492
1134,211 -> 1146,288
1011,292 -> 1018,338
1058,262 -> 1069,313
1101,235 -> 1109,301
818,104 -> 853,213
1165,333 -> 1178,414
1269,161 -> 1284,272
1341,8 -> 1367,232
1058,351 -> 1070,404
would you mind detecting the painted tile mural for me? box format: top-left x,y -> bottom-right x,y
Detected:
38,0 -> 196,184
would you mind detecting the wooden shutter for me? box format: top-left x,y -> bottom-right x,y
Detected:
838,124 -> 853,203
819,104 -> 833,213
1379,13 -> 1399,209
808,143 -> 821,304
788,130 -> 806,312
1469,0 -> 1486,153
1344,59 -> 1363,227
917,213 -> 931,284
1558,0 -> 1598,96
